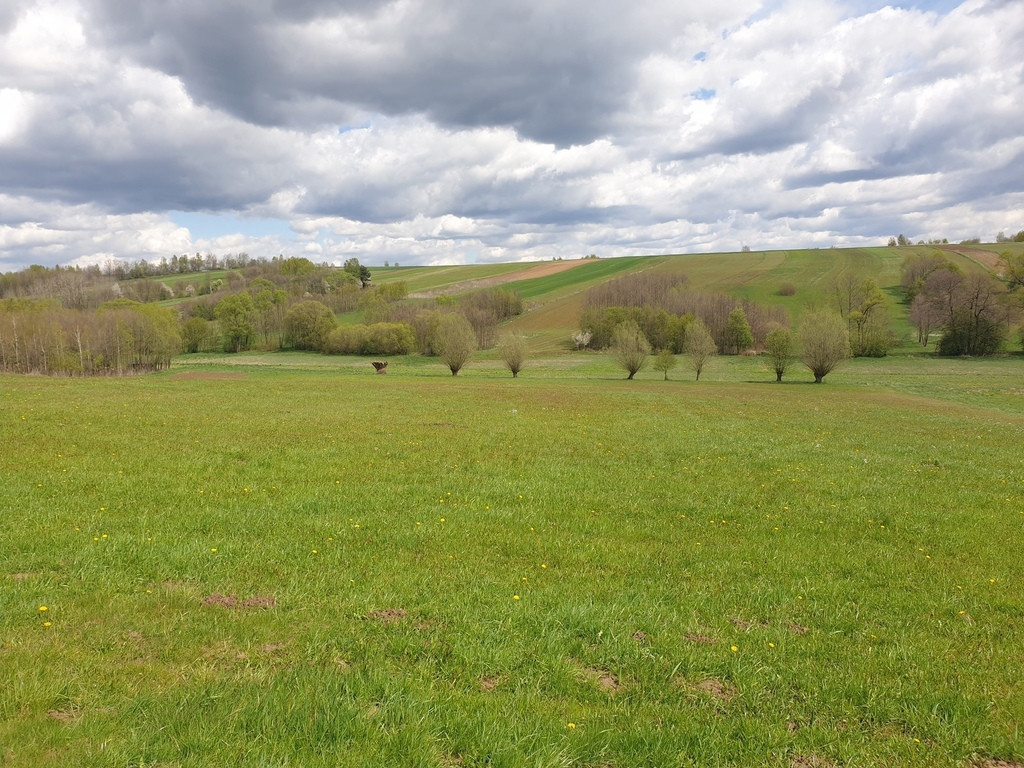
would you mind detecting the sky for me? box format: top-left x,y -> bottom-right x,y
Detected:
1,0 -> 1022,273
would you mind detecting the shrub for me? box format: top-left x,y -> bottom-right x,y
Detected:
284,300 -> 337,351
323,322 -> 415,355
777,282 -> 797,297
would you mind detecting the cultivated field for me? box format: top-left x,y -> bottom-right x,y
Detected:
2,349 -> 1023,767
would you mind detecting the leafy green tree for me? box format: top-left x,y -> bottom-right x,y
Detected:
723,307 -> 754,354
612,320 -> 650,379
284,300 -> 337,351
998,250 -> 1024,291
344,258 -> 372,288
652,348 -> 677,380
798,309 -> 850,383
181,316 -> 212,353
278,257 -> 317,277
683,319 -> 716,381
764,326 -> 793,382
434,313 -> 477,376
497,333 -> 527,378
214,293 -> 256,352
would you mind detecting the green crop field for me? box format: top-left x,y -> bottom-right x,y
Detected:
2,347 -> 1023,767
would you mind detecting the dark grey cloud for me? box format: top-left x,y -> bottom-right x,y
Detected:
83,0 -> 725,146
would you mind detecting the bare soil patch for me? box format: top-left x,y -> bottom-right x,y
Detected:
787,622 -> 810,634
202,593 -> 238,608
685,632 -> 717,645
975,761 -> 1024,768
9,572 -> 35,581
243,595 -> 277,609
479,676 -> 499,692
368,608 -> 408,623
589,669 -> 623,694
171,372 -> 248,381
202,593 -> 276,610
47,709 -> 79,723
631,630 -> 647,643
693,678 -> 736,703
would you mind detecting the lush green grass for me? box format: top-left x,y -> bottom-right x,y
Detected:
2,353 -> 1023,767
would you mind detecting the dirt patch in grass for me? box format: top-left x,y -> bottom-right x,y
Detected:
202,593 -> 239,608
368,608 -> 408,623
631,630 -> 647,643
787,622 -> 810,635
479,676 -> 499,692
730,616 -> 769,630
202,593 -> 276,610
171,372 -> 248,380
589,669 -> 623,694
47,709 -> 79,723
685,632 -> 717,645
9,572 -> 36,581
974,761 -> 1024,768
693,678 -> 736,702
243,595 -> 277,609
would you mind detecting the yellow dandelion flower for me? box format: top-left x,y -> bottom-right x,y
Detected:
211,548 -> 218,552
43,621 -> 52,627
730,645 -> 738,652
38,605 -> 48,612
513,595 -> 520,601
566,722 -> 576,729
768,642 -> 775,648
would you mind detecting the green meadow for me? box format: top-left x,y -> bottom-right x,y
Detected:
2,348 -> 1023,767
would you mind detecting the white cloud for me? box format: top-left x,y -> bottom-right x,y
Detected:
0,0 -> 1022,273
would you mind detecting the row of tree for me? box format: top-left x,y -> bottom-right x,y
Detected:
0,299 -> 180,375
604,308 -> 851,383
578,272 -> 787,354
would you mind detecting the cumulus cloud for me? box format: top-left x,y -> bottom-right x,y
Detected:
0,0 -> 1022,272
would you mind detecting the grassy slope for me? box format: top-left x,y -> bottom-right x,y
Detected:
2,357 -> 1023,767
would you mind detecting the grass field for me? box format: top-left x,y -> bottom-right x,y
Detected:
2,349 -> 1023,767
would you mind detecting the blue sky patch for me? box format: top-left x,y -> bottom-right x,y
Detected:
169,212 -> 291,241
